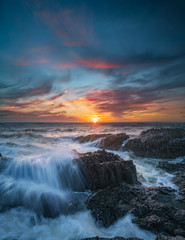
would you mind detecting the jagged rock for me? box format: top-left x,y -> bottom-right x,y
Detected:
74,150 -> 138,190
157,160 -> 185,173
157,159 -> 185,197
173,173 -> 185,196
86,183 -> 185,236
0,154 -> 10,171
123,128 -> 185,158
82,237 -> 144,240
96,133 -> 129,150
75,134 -> 111,143
156,234 -> 185,239
74,133 -> 129,150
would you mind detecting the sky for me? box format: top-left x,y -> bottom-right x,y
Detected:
0,0 -> 185,122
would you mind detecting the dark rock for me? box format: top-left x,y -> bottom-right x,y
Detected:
0,187 -> 87,218
96,133 -> 129,150
0,155 -> 10,171
157,160 -> 185,173
123,128 -> 185,158
157,159 -> 185,197
156,234 -> 185,239
57,160 -> 85,192
75,134 -> 111,143
82,237 -> 143,240
74,133 -> 129,150
173,173 -> 185,196
86,183 -> 185,236
74,150 -> 138,190
40,192 -> 87,218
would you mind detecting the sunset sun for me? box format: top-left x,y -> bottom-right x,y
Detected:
92,116 -> 100,124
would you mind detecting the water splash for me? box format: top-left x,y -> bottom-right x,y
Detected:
0,149 -> 86,217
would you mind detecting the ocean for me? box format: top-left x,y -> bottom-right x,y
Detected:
0,122 -> 185,240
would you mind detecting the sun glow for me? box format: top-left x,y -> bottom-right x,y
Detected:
92,115 -> 100,124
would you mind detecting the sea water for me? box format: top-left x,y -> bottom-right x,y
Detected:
0,122 -> 184,240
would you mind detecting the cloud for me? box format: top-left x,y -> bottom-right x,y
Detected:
53,58 -> 126,69
81,86 -> 185,120
0,110 -> 78,122
0,80 -> 53,102
76,58 -> 125,69
35,7 -> 96,47
16,59 -> 49,66
54,63 -> 76,69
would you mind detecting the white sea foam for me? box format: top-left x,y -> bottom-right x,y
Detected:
0,209 -> 155,240
0,122 -> 184,239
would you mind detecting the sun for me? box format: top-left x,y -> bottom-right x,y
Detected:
92,116 -> 100,124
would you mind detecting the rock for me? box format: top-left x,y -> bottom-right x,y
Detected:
157,160 -> 185,196
0,154 -> 10,171
96,133 -> 129,150
40,192 -> 87,218
123,128 -> 185,158
156,234 -> 185,239
86,183 -> 185,236
74,133 -> 129,150
173,173 -> 185,196
75,134 -> 111,143
82,237 -> 143,240
74,150 -> 138,190
157,160 -> 185,173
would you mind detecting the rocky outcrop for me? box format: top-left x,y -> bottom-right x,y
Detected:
75,134 -> 111,143
123,128 -> 185,158
86,183 -> 185,236
157,159 -> 185,196
156,234 -> 185,240
0,154 -> 10,171
75,133 -> 129,150
157,160 -> 185,173
74,150 -> 138,190
96,133 -> 129,150
173,173 -> 185,196
82,238 -> 185,240
82,237 -> 144,240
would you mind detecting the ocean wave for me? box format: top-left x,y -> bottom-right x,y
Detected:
0,132 -> 43,139
0,209 -> 155,240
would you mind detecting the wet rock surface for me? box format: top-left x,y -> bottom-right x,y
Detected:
173,173 -> 185,196
0,154 -> 11,171
156,234 -> 185,240
75,133 -> 129,150
157,160 -> 185,173
96,133 -> 129,150
82,237 -> 144,240
75,134 -> 112,143
157,159 -> 185,197
74,150 -> 138,190
123,128 -> 185,158
86,183 -> 185,237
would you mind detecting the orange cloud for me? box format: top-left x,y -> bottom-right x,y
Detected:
36,59 -> 49,64
16,59 -> 49,66
77,59 -> 124,69
54,59 -> 125,69
123,71 -> 133,75
54,63 -> 76,69
17,60 -> 32,66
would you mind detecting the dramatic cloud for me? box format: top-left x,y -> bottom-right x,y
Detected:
0,0 -> 185,122
35,8 -> 96,46
54,58 -> 126,69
